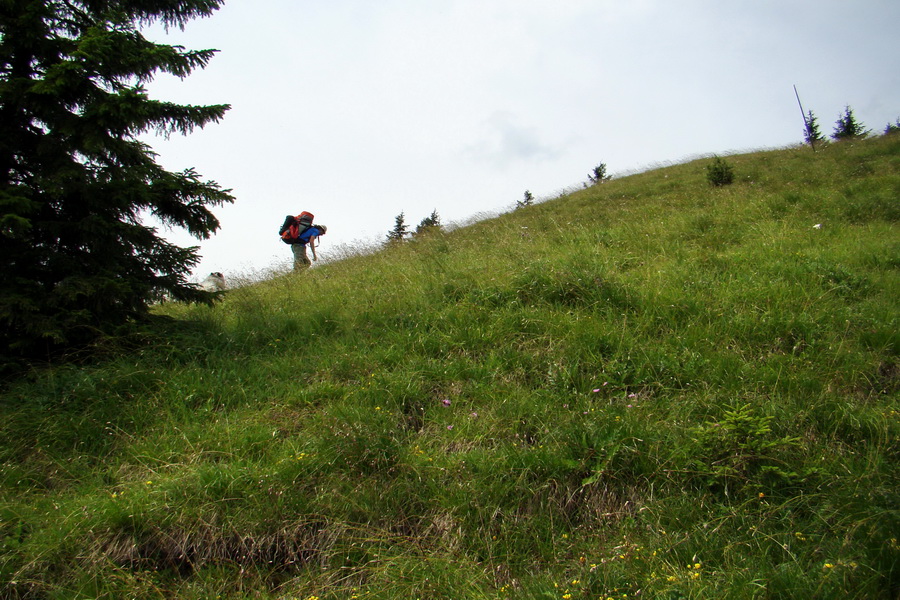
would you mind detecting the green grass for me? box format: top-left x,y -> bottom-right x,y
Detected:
2,136 -> 898,599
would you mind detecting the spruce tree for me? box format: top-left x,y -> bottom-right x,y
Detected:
0,0 -> 232,362
387,212 -> 408,242
516,190 -> 534,209
706,155 -> 735,187
803,109 -> 825,147
588,163 -> 610,185
415,209 -> 441,235
831,105 -> 870,140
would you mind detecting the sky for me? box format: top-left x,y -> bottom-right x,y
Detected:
139,0 -> 900,281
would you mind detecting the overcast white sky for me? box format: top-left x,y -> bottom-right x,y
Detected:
141,0 -> 900,280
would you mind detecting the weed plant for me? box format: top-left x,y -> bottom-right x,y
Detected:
1,136 -> 898,598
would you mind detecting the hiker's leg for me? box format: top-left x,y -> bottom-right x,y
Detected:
292,244 -> 311,271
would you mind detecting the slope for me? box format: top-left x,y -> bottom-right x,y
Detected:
1,135 -> 898,599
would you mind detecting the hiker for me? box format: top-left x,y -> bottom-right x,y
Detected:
279,212 -> 327,271
291,223 -> 326,271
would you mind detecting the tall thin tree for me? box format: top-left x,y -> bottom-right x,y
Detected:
0,0 -> 233,363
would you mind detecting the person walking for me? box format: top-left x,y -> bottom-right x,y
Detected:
290,223 -> 326,271
280,213 -> 327,272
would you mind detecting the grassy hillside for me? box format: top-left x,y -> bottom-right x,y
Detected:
1,136 -> 898,599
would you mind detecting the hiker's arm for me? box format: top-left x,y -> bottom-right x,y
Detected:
311,236 -> 318,261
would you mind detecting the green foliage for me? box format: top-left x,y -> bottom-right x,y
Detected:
832,105 -> 871,140
517,189 -> 534,209
0,0 -> 233,367
686,403 -> 804,497
415,209 -> 442,234
1,136 -> 899,598
705,155 -> 735,186
803,109 -> 825,146
386,211 -> 409,242
588,162 -> 611,184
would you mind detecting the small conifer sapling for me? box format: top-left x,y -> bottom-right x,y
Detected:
706,156 -> 735,187
387,212 -> 409,242
803,110 -> 825,147
588,163 -> 611,185
831,106 -> 870,140
415,210 -> 441,234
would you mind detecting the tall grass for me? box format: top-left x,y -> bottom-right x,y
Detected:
1,136 -> 898,598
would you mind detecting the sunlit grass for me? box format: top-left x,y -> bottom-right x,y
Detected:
1,135 -> 898,598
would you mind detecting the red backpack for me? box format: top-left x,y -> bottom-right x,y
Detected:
279,211 -> 314,243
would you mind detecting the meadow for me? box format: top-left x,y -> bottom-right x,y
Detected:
1,134 -> 898,599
